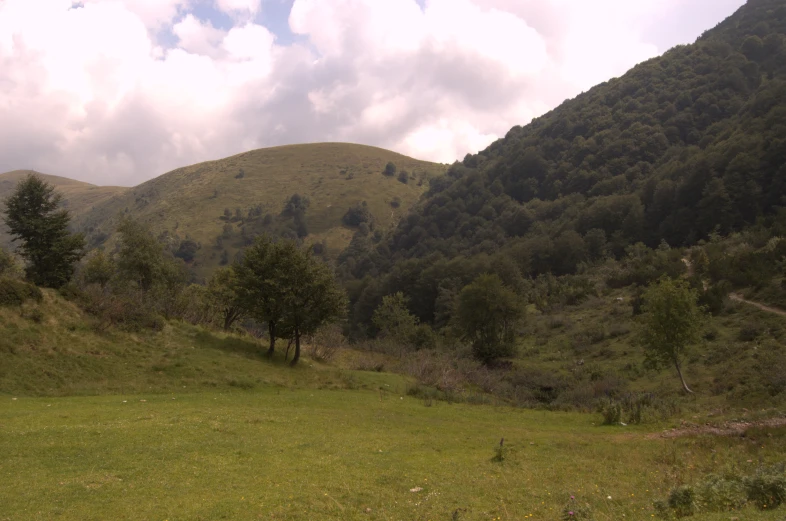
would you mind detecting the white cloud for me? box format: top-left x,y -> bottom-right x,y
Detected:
173,14 -> 225,57
215,0 -> 261,17
0,0 -> 748,185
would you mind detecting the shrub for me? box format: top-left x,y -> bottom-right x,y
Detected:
738,323 -> 762,342
0,278 -> 43,306
306,324 -> 346,363
668,485 -> 697,517
744,466 -> 786,510
597,397 -> 622,425
694,474 -> 747,512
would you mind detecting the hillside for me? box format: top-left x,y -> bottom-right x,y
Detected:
69,143 -> 445,277
0,170 -> 127,248
339,0 -> 786,330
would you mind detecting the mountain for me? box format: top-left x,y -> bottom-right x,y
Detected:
1,144 -> 446,276
339,0 -> 786,330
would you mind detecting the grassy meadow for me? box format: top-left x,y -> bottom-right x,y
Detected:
4,389 -> 786,521
1,291 -> 786,520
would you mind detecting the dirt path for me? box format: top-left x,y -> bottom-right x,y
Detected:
649,417 -> 786,439
729,293 -> 786,318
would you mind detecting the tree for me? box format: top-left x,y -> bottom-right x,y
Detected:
233,236 -> 287,357
454,274 -> 523,364
207,267 -> 244,330
82,250 -> 116,289
3,174 -> 85,287
383,162 -> 397,177
639,277 -> 706,393
234,237 -> 346,365
372,292 -> 418,352
278,242 -> 347,366
0,247 -> 19,278
115,218 -> 173,291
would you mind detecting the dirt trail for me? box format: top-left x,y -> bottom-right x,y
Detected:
649,417 -> 786,439
729,293 -> 786,317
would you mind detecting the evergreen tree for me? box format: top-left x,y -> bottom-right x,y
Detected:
3,174 -> 85,287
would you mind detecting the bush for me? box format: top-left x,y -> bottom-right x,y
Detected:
668,485 -> 697,518
23,307 -> 45,323
342,202 -> 372,227
694,474 -> 747,512
383,162 -> 396,176
306,324 -> 346,362
0,278 -> 43,306
657,466 -> 786,517
745,466 -> 786,510
597,397 -> 622,425
738,323 -> 763,342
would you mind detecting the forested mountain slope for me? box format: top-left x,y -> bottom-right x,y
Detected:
338,0 -> 786,331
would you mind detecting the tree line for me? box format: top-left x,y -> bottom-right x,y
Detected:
2,174 -> 346,366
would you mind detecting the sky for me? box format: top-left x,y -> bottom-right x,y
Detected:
0,0 -> 747,186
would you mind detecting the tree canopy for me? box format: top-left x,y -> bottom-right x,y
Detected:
3,174 -> 85,288
639,277 -> 706,393
233,236 -> 347,365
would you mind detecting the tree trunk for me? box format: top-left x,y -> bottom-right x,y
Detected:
290,326 -> 301,366
223,308 -> 240,331
285,338 -> 294,361
267,322 -> 276,358
674,359 -> 694,394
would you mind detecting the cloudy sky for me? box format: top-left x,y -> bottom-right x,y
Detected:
0,0 -> 746,186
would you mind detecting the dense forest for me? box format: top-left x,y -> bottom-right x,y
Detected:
338,0 -> 786,336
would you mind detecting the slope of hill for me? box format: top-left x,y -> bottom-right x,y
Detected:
70,143 -> 445,276
0,170 -> 127,247
339,0 -> 786,328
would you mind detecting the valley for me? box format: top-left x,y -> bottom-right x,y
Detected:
1,0 -> 786,520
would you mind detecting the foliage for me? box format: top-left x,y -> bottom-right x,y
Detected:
234,236 -> 347,365
115,218 -> 181,291
206,267 -> 244,330
0,247 -> 19,278
454,274 -> 523,364
81,250 -> 115,289
338,1 -> 786,335
745,466 -> 786,510
383,162 -> 397,176
0,278 -> 43,307
342,201 -> 373,227
276,241 -> 348,365
3,174 -> 85,288
372,292 -> 418,345
233,235 -> 289,357
639,277 -> 706,393
658,466 -> 786,517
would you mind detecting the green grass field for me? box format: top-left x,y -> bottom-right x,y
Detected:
3,389 -> 786,521
1,291 -> 786,520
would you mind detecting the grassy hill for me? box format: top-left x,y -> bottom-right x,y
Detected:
0,170 -> 127,248
68,143 -> 445,277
